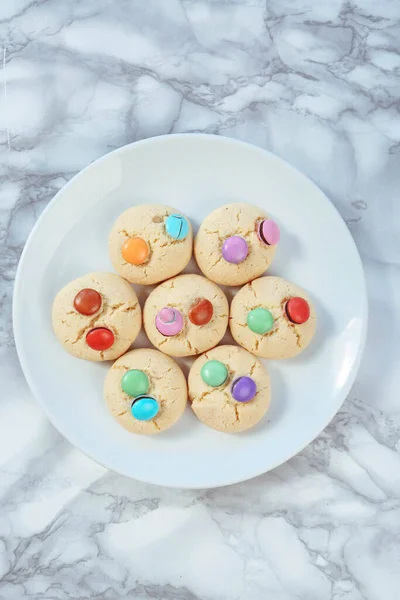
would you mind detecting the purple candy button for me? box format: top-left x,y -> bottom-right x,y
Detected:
231,376 -> 257,403
222,236 -> 248,264
258,219 -> 280,246
155,307 -> 183,336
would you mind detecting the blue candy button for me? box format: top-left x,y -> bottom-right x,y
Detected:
165,214 -> 189,240
131,395 -> 159,421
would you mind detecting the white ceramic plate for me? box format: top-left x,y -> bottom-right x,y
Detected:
13,134 -> 367,488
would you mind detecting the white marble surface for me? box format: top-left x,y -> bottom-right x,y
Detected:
1,1 -> 400,598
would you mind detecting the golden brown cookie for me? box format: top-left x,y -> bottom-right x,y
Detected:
194,203 -> 279,286
188,345 -> 271,433
109,204 -> 193,285
143,274 -> 229,357
104,349 -> 187,434
52,272 -> 141,361
230,276 -> 316,359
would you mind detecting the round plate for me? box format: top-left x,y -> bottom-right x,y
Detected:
13,134 -> 367,489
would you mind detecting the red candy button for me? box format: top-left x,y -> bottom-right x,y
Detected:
86,327 -> 114,351
286,297 -> 310,324
74,288 -> 102,316
188,299 -> 213,326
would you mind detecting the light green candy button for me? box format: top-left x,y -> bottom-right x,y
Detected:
200,360 -> 228,387
247,308 -> 274,334
121,369 -> 149,398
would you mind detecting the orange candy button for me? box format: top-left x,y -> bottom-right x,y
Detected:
121,237 -> 149,266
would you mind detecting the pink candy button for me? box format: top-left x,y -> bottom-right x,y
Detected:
258,220 -> 280,246
155,307 -> 184,336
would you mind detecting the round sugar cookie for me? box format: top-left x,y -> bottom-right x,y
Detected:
109,204 -> 193,285
143,274 -> 229,357
188,345 -> 271,433
194,203 -> 279,286
52,272 -> 141,361
104,349 -> 187,434
230,276 -> 316,359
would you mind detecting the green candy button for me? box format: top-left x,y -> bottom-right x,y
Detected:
200,360 -> 228,387
247,307 -> 274,334
121,369 -> 149,398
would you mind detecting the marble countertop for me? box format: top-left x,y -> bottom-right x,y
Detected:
1,1 -> 400,598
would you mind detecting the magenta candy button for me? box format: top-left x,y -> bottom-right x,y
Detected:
155,307 -> 183,336
258,220 -> 280,246
222,236 -> 248,264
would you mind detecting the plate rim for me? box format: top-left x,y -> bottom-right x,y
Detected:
12,133 -> 368,488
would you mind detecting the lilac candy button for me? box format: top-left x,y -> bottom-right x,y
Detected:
222,236 -> 248,264
231,376 -> 257,403
258,220 -> 280,246
155,307 -> 183,336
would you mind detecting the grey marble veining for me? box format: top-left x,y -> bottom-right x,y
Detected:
1,1 -> 400,598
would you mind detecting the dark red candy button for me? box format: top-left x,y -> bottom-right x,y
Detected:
86,327 -> 114,351
74,288 -> 102,316
286,297 -> 310,324
188,299 -> 213,326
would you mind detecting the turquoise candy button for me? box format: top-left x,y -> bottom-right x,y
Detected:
165,214 -> 189,240
131,396 -> 159,421
121,369 -> 149,398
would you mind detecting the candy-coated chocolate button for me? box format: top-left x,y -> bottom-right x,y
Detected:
121,369 -> 149,398
188,298 -> 213,326
165,214 -> 189,240
131,395 -> 159,421
222,236 -> 248,264
258,219 -> 280,246
121,237 -> 149,265
231,376 -> 257,403
247,307 -> 274,335
86,327 -> 114,351
73,288 -> 102,316
286,297 -> 310,324
200,360 -> 228,387
155,307 -> 184,336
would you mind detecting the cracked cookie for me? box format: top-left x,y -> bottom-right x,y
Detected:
143,274 -> 229,357
52,272 -> 141,361
109,204 -> 193,285
188,345 -> 270,433
194,202 -> 279,286
104,348 -> 187,434
230,276 -> 316,359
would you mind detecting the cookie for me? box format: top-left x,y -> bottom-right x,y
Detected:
230,276 -> 316,359
52,272 -> 141,361
143,274 -> 229,357
188,345 -> 270,433
104,348 -> 187,434
194,203 -> 279,286
109,204 -> 193,285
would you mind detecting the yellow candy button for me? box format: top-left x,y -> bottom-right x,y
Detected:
122,237 -> 149,266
